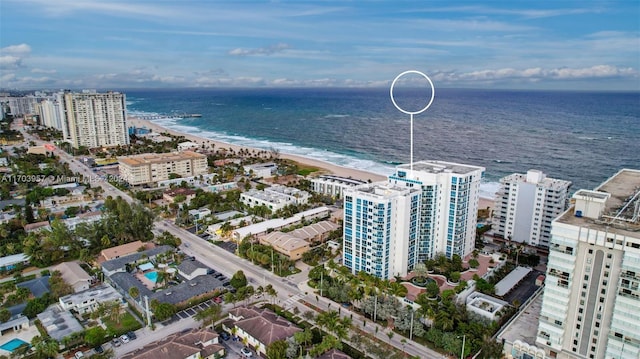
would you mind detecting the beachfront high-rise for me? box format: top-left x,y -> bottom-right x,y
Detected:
493,170 -> 572,248
342,182 -> 420,278
389,161 -> 485,261
61,90 -> 129,149
536,169 -> 640,359
343,160 -> 484,279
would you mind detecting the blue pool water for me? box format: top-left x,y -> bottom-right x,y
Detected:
144,271 -> 158,283
0,338 -> 29,352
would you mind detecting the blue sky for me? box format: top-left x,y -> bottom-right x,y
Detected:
1,1 -> 639,90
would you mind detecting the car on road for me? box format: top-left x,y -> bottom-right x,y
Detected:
240,347 -> 253,357
127,331 -> 137,340
120,334 -> 130,344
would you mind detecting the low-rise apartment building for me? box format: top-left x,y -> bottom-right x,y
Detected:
311,174 -> 366,199
240,185 -> 310,211
119,151 -> 208,186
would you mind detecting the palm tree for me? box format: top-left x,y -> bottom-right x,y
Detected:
31,336 -> 59,359
109,301 -> 124,324
194,303 -> 222,329
265,284 -> 277,304
388,282 -> 408,297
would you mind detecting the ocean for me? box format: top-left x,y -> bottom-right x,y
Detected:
122,88 -> 640,198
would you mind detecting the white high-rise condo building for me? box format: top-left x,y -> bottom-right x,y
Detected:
493,170 -> 572,248
342,160 -> 484,279
389,161 -> 485,261
342,182 -> 420,279
61,91 -> 129,149
536,169 -> 640,359
35,99 -> 64,132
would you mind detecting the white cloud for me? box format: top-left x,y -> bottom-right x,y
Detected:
2,43 -> 32,55
0,55 -> 23,68
0,44 -> 32,69
31,68 -> 57,74
228,43 -> 291,56
433,65 -> 638,83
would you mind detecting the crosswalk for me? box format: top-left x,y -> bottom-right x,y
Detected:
282,293 -> 305,310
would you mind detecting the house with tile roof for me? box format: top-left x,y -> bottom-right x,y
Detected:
223,306 -> 301,356
120,328 -> 224,359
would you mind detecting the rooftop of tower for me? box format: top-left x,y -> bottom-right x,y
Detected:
558,168 -> 640,237
395,160 -> 484,175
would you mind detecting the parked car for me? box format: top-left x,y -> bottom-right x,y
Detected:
214,296 -> 223,304
127,331 -> 137,340
218,331 -> 230,341
240,347 -> 253,357
111,338 -> 121,347
120,334 -> 130,344
74,351 -> 85,359
94,345 -> 104,354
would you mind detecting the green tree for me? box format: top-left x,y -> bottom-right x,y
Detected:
266,339 -> 288,359
150,300 -> 176,321
128,286 -> 140,301
49,270 -> 73,299
469,259 -> 480,269
23,293 -> 53,318
108,301 -> 124,324
230,270 -> 247,289
31,335 -> 59,359
449,271 -> 461,283
194,303 -> 222,329
84,326 -> 108,347
0,308 -> 10,323
426,281 -> 440,298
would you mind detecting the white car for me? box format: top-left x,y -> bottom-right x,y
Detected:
120,334 -> 130,344
240,347 -> 253,357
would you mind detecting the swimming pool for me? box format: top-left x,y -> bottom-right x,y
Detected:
144,271 -> 158,283
0,338 -> 29,352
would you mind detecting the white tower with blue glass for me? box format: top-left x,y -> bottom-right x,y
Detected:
342,182 -> 420,278
389,161 -> 485,262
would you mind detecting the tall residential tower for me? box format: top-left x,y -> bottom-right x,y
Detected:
61,91 -> 129,149
343,160 -> 484,279
342,182 -> 420,278
493,170 -> 572,247
536,169 -> 640,359
389,161 -> 485,262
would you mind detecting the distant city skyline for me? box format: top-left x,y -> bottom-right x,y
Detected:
1,1 -> 639,90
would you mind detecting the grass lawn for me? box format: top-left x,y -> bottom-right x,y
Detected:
103,312 -> 142,336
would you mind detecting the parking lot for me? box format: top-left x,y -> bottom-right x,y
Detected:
217,241 -> 238,254
504,270 -> 544,305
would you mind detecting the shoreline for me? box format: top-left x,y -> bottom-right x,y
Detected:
126,116 -> 496,208
127,116 -> 386,183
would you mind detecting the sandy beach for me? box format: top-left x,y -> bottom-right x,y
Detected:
127,116 -> 386,183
